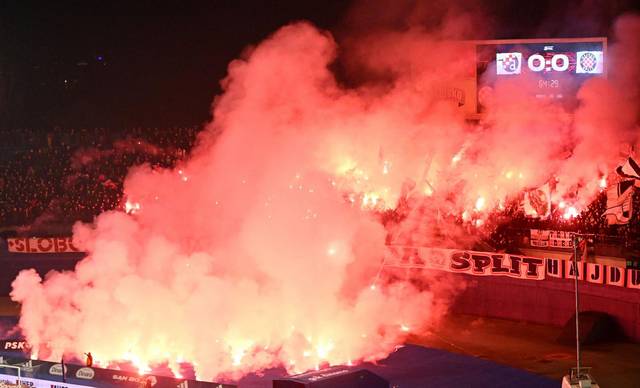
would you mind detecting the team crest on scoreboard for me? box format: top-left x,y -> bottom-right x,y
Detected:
496,52 -> 522,74
576,51 -> 604,74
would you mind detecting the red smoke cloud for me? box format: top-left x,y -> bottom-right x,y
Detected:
10,10 -> 640,383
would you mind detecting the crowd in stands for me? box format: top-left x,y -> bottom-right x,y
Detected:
0,127 -> 198,233
1,126 -> 640,256
488,192 -> 640,255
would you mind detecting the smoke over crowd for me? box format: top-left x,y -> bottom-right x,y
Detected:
9,2 -> 640,382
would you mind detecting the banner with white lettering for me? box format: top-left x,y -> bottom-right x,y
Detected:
6,238 -> 80,254
0,341 -> 30,354
530,229 -> 574,249
0,357 -> 236,388
0,373 -> 92,388
530,229 -> 550,247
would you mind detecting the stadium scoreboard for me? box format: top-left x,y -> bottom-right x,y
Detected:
474,38 -> 607,114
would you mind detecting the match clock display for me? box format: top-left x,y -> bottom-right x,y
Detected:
476,38 -> 606,113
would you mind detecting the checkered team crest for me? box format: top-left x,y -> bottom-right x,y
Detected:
496,52 -> 522,75
576,51 -> 604,74
580,52 -> 597,71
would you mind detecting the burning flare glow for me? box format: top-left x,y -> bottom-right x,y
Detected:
10,11 -> 640,383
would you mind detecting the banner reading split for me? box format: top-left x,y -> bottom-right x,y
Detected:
384,245 -> 640,289
384,246 -> 545,280
6,237 -> 80,254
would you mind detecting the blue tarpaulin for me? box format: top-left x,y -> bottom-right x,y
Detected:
237,344 -> 557,388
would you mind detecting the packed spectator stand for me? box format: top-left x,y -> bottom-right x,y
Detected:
0,126 -> 197,235
1,126 -> 639,264
488,193 -> 640,265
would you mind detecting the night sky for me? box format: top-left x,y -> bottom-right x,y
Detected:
0,0 -> 638,129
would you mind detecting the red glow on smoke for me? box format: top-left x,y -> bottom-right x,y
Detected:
10,11 -> 640,383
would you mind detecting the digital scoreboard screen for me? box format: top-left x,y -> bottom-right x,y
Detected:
475,38 -> 606,113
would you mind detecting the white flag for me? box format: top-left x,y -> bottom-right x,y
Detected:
524,183 -> 551,218
603,180 -> 634,225
616,156 -> 640,181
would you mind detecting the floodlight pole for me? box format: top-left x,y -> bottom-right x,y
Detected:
571,233 -> 581,377
570,232 -> 594,379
